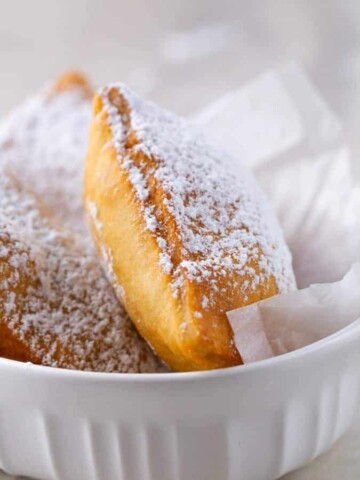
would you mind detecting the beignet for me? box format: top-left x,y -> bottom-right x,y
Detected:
84,84 -> 295,371
0,71 -> 92,232
0,172 -> 164,372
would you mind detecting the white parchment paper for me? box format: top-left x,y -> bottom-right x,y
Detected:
192,63 -> 360,363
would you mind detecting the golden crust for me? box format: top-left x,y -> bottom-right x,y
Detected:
0,230 -> 42,364
84,87 -> 294,371
0,226 -> 78,366
48,70 -> 92,99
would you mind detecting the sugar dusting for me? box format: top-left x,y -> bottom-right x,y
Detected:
0,173 -> 165,373
0,80 -> 91,233
99,84 -> 295,308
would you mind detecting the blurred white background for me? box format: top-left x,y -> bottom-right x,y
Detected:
1,0 -> 360,155
1,1 -> 360,478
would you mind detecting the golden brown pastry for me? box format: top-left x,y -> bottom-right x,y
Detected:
84,84 -> 296,372
0,71 -> 92,233
0,171 -> 164,373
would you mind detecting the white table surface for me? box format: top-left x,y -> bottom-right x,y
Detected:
1,1 -> 360,478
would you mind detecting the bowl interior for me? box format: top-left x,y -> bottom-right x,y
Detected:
1,317 -> 360,383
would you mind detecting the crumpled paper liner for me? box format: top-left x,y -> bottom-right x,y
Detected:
192,63 -> 360,363
227,264 -> 360,363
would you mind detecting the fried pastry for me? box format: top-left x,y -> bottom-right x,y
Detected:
0,171 -> 164,373
0,71 -> 92,233
84,84 -> 296,371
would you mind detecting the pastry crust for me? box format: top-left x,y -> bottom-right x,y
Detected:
84,84 -> 295,371
0,172 -> 164,373
0,71 -> 92,233
49,71 -> 92,99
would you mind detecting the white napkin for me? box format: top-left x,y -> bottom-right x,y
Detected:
192,63 -> 360,363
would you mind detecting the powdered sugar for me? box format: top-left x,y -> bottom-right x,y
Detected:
99,84 -> 295,306
88,200 -> 103,232
0,173 -> 165,373
0,79 -> 91,233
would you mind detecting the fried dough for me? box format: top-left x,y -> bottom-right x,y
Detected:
84,84 -> 295,371
0,172 -> 164,372
0,72 -> 92,232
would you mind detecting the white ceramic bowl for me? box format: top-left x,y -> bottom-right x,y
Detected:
1,320 -> 360,480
